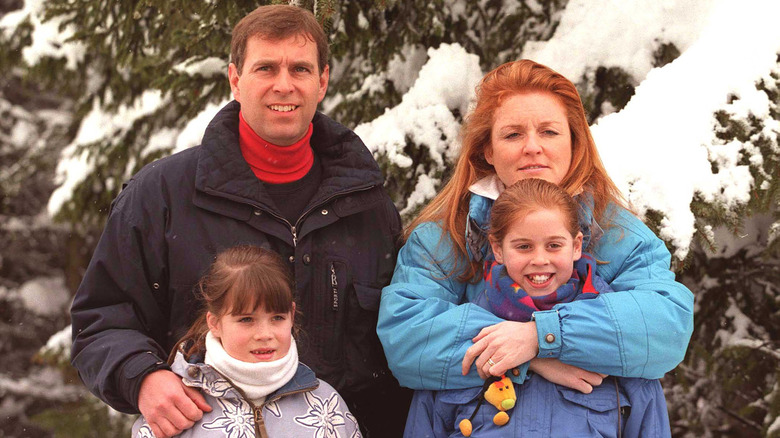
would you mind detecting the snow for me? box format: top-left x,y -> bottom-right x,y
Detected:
32,0 -> 780,262
48,90 -> 168,216
400,173 -> 440,216
584,0 -> 780,259
385,45 -> 429,95
43,325 -> 72,357
173,99 -> 229,153
346,0 -> 780,261
354,44 -> 482,206
173,57 -> 227,78
522,0 -> 716,83
0,368 -> 82,402
0,0 -> 86,70
18,276 -> 70,317
769,400 -> 780,435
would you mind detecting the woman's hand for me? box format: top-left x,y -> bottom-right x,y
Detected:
529,358 -> 607,393
461,320 -> 539,378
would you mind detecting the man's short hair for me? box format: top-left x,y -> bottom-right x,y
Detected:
231,4 -> 329,75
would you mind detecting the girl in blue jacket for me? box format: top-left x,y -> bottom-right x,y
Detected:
404,178 -> 670,437
377,59 -> 693,432
132,246 -> 361,438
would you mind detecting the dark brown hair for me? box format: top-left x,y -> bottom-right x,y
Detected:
408,59 -> 625,281
489,179 -> 580,246
231,4 -> 329,75
172,245 -> 295,362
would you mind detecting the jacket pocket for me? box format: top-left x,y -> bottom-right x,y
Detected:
343,281 -> 390,392
352,282 -> 381,311
553,379 -> 631,438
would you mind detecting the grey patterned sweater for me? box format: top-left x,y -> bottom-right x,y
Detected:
132,352 -> 362,438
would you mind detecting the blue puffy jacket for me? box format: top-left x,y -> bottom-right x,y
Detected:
377,189 -> 694,390
405,373 -> 670,438
403,244 -> 671,437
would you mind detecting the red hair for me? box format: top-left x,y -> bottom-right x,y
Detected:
489,179 -> 581,246
407,60 -> 625,281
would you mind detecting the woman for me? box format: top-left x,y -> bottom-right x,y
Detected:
377,59 -> 694,395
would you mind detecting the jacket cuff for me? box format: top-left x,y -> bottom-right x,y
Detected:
533,310 -> 562,358
117,351 -> 170,412
508,361 -> 530,385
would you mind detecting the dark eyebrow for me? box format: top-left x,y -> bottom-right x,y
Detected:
247,59 -> 276,70
291,60 -> 316,71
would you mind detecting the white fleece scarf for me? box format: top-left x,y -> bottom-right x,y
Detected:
204,331 -> 298,404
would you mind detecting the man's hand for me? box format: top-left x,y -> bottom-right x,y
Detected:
138,369 -> 212,438
529,358 -> 608,393
461,320 -> 539,378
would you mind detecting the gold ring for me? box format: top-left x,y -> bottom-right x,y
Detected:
487,358 -> 496,367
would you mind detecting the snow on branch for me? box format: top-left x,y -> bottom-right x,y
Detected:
0,0 -> 86,69
354,43 -> 483,215
47,90 -> 168,216
527,0 -> 780,260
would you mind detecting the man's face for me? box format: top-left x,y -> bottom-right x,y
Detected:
229,34 -> 329,146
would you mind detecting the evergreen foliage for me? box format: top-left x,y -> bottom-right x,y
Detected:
1,1 -> 779,436
667,246 -> 779,437
662,65 -> 780,437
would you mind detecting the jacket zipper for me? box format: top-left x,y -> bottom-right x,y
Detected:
204,371 -> 269,438
251,185 -> 375,248
330,263 -> 339,311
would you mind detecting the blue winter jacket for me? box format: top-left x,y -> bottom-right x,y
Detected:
377,191 -> 694,390
405,374 -> 669,438
403,253 -> 672,437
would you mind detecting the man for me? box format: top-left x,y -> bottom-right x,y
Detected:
71,5 -> 409,437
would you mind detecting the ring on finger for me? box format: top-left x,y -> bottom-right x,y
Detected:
487,358 -> 496,367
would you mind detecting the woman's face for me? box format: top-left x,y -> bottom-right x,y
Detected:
486,91 -> 572,186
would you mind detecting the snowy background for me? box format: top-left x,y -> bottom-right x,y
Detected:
1,0 -> 779,436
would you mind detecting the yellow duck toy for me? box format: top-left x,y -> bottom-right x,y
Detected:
458,374 -> 517,436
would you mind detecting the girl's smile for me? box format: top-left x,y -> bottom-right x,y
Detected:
491,208 -> 583,296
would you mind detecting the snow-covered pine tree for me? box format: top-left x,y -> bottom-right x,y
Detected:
1,0 -> 779,436
663,68 -> 780,437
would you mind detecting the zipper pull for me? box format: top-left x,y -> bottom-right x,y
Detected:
330,263 -> 339,311
291,226 -> 297,246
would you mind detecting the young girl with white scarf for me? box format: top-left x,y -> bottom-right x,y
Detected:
132,246 -> 361,438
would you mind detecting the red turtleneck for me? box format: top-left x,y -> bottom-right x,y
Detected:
238,111 -> 314,184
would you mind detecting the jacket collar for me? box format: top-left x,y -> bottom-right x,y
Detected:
195,101 -> 384,215
172,352 -> 319,403
465,175 -> 501,262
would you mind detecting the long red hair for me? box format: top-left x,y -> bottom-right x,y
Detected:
407,60 -> 625,281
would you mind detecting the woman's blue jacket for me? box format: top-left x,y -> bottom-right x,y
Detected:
377,192 -> 694,390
